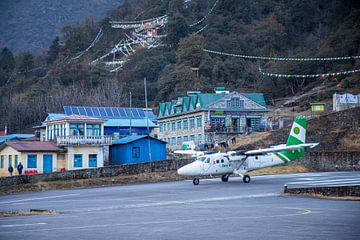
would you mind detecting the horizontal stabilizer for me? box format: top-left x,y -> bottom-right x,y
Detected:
245,143 -> 319,155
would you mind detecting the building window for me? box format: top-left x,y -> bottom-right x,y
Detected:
132,147 -> 140,158
167,122 -> 170,131
198,134 -> 203,144
183,119 -> 188,130
171,121 -> 176,131
167,138 -> 170,143
177,136 -> 182,145
8,155 -> 12,167
183,136 -> 188,142
74,154 -> 83,168
197,116 -> 202,129
15,155 -> 18,167
87,124 -> 100,136
190,118 -> 195,129
1,155 -> 4,168
177,121 -> 182,131
190,135 -> 195,142
171,137 -> 176,145
227,97 -> 244,108
89,154 -> 97,167
27,155 -> 37,168
70,124 -> 85,136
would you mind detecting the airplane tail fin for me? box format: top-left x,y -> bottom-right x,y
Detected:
286,117 -> 307,146
279,117 -> 307,162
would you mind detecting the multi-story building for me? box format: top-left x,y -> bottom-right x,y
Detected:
157,87 -> 270,149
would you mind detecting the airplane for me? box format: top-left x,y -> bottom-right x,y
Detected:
176,116 -> 319,185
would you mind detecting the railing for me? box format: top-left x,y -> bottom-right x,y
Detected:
56,136 -> 112,146
205,126 -> 247,133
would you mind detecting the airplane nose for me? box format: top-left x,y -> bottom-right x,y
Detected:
177,166 -> 186,176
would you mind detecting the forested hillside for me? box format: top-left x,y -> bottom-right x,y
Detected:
0,0 -> 359,132
0,0 -> 124,53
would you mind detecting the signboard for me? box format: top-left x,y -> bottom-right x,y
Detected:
338,94 -> 358,104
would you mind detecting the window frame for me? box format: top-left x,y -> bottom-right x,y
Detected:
132,147 -> 140,158
88,154 -> 97,167
27,154 -> 37,168
74,154 -> 83,168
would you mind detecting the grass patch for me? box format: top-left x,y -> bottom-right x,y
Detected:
249,164 -> 314,176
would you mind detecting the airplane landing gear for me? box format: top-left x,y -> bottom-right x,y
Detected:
221,175 -> 229,182
193,178 -> 200,185
243,175 -> 251,183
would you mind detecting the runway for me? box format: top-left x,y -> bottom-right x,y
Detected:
0,172 -> 359,240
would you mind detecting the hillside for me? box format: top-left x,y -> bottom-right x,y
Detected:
0,0 -> 359,132
0,0 -> 124,53
230,106 -> 360,152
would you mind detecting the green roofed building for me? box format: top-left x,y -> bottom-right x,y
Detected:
157,87 -> 270,148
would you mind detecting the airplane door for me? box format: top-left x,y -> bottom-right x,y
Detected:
202,157 -> 211,174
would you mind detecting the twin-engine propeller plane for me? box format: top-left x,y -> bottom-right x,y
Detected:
176,117 -> 319,185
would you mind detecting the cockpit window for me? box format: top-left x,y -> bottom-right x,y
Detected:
197,156 -> 206,162
204,158 -> 210,163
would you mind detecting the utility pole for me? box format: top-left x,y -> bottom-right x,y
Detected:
144,77 -> 152,161
129,91 -> 132,136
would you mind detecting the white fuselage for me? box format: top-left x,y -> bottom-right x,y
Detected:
177,152 -> 285,177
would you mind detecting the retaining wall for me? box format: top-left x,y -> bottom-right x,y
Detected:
284,185 -> 360,197
0,159 -> 193,187
302,151 -> 360,171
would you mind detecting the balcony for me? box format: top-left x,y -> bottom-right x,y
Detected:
56,136 -> 112,146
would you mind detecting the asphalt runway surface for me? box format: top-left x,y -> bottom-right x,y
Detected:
0,172 -> 359,240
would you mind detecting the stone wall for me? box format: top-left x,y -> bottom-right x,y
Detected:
284,185 -> 360,197
302,151 -> 360,171
0,159 -> 193,187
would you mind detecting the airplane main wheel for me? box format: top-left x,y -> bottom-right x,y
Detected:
221,175 -> 229,182
243,175 -> 251,183
193,178 -> 200,185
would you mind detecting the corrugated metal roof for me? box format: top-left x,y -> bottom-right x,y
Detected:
2,141 -> 63,152
46,113 -> 66,121
45,115 -> 105,123
241,93 -> 267,107
112,136 -> 166,145
104,118 -> 157,127
0,134 -> 35,143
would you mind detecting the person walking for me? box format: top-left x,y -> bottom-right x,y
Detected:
17,162 -> 23,175
8,165 -> 13,176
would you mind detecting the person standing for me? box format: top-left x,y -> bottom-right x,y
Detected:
8,165 -> 13,176
17,162 -> 23,175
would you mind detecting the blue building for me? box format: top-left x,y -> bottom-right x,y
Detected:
111,136 -> 166,164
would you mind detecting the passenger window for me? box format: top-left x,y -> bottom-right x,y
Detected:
255,156 -> 258,160
221,159 -> 224,163
216,160 -> 219,164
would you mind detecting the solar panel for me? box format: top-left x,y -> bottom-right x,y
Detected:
124,108 -> 131,117
131,109 -> 139,117
79,107 -> 86,115
71,106 -> 80,115
138,109 -> 145,117
111,108 -> 121,117
118,108 -> 126,117
105,108 -> 113,117
64,106 -> 72,115
98,108 -> 107,117
91,107 -> 100,117
85,107 -> 94,116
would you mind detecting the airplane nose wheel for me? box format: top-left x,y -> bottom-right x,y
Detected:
221,175 -> 229,182
243,175 -> 251,183
193,178 -> 200,185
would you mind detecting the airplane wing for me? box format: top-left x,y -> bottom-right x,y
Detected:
245,143 -> 319,155
173,150 -> 204,157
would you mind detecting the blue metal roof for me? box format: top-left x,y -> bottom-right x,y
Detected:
46,113 -> 66,121
112,136 -> 166,145
0,134 -> 35,144
104,118 -> 157,128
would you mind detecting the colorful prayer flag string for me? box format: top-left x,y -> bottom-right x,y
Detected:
258,67 -> 360,78
204,49 -> 360,61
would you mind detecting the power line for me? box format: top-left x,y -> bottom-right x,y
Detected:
259,67 -> 360,78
